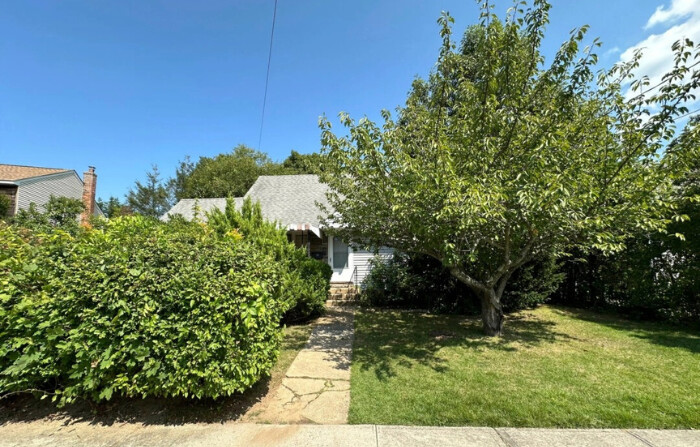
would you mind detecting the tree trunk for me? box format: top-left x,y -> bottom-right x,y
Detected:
480,289 -> 504,337
446,266 -> 506,336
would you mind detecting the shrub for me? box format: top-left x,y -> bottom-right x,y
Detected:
0,217 -> 289,404
12,196 -> 85,233
282,253 -> 333,323
208,197 -> 331,322
501,255 -> 564,313
553,158 -> 699,323
0,195 -> 11,219
361,252 -> 561,314
361,253 -> 479,314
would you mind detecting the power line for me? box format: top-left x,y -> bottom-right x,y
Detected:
258,0 -> 278,151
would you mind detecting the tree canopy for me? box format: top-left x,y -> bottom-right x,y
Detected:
319,0 -> 700,335
174,146 -> 322,200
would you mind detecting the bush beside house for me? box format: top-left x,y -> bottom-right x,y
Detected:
361,252 -> 563,314
207,197 -> 332,323
0,201 -> 330,405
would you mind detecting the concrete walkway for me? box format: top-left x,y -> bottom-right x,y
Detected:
245,306 -> 354,424
0,422 -> 697,447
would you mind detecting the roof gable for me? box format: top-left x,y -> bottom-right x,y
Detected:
0,164 -> 71,182
244,175 -> 330,227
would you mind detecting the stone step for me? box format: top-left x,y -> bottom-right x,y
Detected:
326,299 -> 358,307
330,290 -> 357,296
329,284 -> 359,301
329,292 -> 357,299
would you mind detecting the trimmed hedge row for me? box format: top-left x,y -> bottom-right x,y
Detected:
0,211 -> 330,405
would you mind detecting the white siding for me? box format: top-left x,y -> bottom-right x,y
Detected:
16,172 -> 83,212
352,247 -> 393,285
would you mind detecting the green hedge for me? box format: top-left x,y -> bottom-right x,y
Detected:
0,214 -> 311,405
207,198 -> 332,323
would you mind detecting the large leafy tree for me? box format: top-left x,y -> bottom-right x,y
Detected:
173,147 -> 325,199
282,150 -> 324,174
126,165 -> 174,218
176,145 -> 284,199
319,0 -> 700,335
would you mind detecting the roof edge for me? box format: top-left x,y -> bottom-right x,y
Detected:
14,170 -> 78,185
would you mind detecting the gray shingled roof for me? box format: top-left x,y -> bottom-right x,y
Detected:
244,174 -> 330,227
161,175 -> 331,227
161,198 -> 244,222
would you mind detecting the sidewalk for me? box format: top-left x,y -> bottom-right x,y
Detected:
0,422 -> 696,447
244,306 -> 355,424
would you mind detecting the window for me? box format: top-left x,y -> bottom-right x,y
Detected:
332,236 -> 349,269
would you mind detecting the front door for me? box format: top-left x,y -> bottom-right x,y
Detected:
328,236 -> 353,283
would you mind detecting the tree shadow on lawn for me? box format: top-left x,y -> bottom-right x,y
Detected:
0,323 -> 313,427
551,306 -> 700,354
353,308 -> 579,381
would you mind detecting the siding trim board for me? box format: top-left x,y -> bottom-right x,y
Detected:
14,170 -> 80,186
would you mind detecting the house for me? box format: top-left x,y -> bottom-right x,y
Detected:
0,164 -> 103,223
162,174 -> 391,285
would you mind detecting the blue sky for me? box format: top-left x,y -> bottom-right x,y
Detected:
1,0 -> 696,200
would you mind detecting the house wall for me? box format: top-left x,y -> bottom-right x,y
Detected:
16,172 -> 83,213
289,230 -> 392,285
352,246 -> 393,285
0,185 -> 18,216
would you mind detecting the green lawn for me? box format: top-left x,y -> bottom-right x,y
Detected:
349,305 -> 700,428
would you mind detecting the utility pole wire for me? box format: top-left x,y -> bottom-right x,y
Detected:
258,0 -> 278,151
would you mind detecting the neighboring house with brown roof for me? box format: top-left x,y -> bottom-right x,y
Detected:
0,164 -> 103,222
162,174 -> 392,285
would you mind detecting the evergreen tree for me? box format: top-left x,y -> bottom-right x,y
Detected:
126,165 -> 174,218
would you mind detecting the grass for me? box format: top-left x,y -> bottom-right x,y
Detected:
0,323 -> 314,425
349,305 -> 700,428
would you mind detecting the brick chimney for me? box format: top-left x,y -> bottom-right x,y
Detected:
80,166 -> 97,224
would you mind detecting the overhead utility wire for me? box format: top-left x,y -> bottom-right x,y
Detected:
258,0 -> 278,151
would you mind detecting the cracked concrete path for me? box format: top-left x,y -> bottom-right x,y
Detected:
244,306 -> 354,424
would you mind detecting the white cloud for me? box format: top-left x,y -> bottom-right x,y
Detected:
645,0 -> 699,30
604,46 -> 621,57
619,0 -> 700,110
